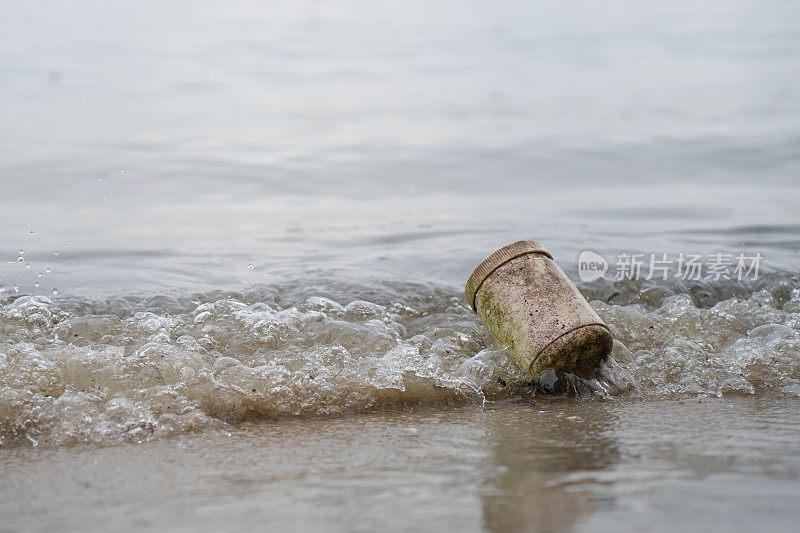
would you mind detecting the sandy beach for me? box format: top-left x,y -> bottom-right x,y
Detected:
3,398 -> 799,532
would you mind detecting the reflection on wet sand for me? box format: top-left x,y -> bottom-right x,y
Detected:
481,400 -> 619,532
3,399 -> 800,531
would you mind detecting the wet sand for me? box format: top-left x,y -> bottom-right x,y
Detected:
2,397 -> 799,533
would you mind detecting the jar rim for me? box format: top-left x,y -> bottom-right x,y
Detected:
464,240 -> 553,312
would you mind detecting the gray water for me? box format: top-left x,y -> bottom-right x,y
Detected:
1,0 -> 800,531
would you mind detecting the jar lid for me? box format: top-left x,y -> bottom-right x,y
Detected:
464,240 -> 552,312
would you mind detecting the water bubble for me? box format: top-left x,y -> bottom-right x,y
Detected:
52,288 -> 58,295
248,264 -> 255,270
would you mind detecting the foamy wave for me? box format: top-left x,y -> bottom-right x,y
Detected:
0,276 -> 798,446
597,283 -> 800,397
0,284 -> 521,446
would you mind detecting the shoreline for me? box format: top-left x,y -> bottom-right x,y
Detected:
2,397 -> 798,532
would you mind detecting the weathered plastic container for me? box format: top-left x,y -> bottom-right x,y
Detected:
465,240 -> 612,378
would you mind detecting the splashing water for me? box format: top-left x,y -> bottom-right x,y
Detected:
0,274 -> 798,447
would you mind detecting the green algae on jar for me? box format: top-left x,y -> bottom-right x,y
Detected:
465,240 -> 613,379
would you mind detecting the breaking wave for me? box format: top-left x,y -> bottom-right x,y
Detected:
1,273 -> 798,446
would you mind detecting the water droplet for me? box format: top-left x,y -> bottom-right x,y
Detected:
25,263 -> 30,269
36,272 -> 42,278
13,286 -> 19,294
46,267 -> 51,273
17,257 -> 23,263
52,288 -> 58,295
98,177 -> 103,182
18,249 -> 23,255
29,230 -> 35,235
34,282 -> 39,287
248,264 -> 255,270
54,251 -> 59,256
